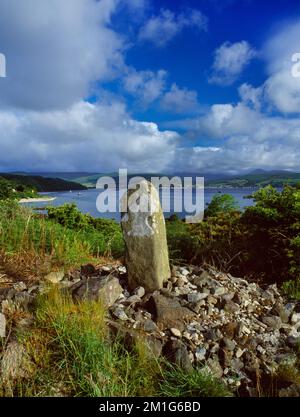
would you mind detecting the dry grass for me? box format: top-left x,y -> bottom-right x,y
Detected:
0,201 -> 104,282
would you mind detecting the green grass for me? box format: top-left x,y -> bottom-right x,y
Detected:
0,288 -> 232,397
0,200 -> 94,270
158,365 -> 233,397
282,278 -> 300,300
0,201 -> 124,273
46,203 -> 124,258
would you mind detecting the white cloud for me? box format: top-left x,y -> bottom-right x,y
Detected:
1,98 -> 300,175
123,71 -> 200,113
166,20 -> 300,173
238,83 -> 263,110
0,0 -> 124,110
124,0 -> 149,15
122,67 -> 167,105
0,100 -> 178,172
138,8 -> 207,47
262,19 -> 300,114
264,69 -> 300,114
1,1 -> 300,176
195,103 -> 259,138
234,20 -> 300,115
160,83 -> 199,114
210,41 -> 257,85
175,102 -> 300,173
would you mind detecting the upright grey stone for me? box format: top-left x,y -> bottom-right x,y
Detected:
121,180 -> 170,293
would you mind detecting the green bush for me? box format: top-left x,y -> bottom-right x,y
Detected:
0,200 -> 94,268
0,177 -> 15,200
2,185 -> 300,288
0,201 -> 124,265
205,193 -> 239,218
166,185 -> 300,285
47,203 -> 124,257
0,176 -> 38,200
166,216 -> 197,263
240,185 -> 300,282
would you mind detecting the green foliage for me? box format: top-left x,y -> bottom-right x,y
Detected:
158,364 -> 233,397
47,203 -> 92,230
282,278 -> 300,300
241,185 -> 300,282
166,210 -> 244,270
0,173 -> 86,192
190,211 -> 245,271
166,185 -> 300,286
0,200 -> 95,268
0,201 -> 123,270
2,183 -> 300,290
0,177 -> 14,200
47,203 -> 124,257
205,193 -> 239,218
166,216 -> 197,263
0,176 -> 38,200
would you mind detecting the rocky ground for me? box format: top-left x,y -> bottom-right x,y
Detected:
1,263 -> 300,397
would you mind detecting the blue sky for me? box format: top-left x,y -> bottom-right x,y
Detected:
0,0 -> 300,174
117,0 -> 300,117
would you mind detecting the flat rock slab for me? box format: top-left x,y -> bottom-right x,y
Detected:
145,293 -> 194,332
72,276 -> 123,307
108,321 -> 163,358
162,339 -> 193,372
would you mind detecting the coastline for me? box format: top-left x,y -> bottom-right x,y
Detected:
19,196 -> 57,203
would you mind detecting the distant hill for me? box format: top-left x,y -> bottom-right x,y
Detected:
24,172 -> 232,188
13,172 -> 106,188
14,172 -> 100,181
13,170 -> 300,189
206,170 -> 300,188
59,170 -> 300,189
0,173 -> 87,192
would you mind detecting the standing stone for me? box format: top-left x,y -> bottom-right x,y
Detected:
121,180 -> 171,293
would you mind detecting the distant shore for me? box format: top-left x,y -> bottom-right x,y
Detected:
19,196 -> 57,203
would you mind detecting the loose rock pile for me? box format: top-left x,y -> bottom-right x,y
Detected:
70,263 -> 300,396
0,263 -> 300,396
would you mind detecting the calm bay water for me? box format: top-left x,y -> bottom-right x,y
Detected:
23,187 -> 257,221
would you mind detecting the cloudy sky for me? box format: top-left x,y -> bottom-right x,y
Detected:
0,0 -> 300,174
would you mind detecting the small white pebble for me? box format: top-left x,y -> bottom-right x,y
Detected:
170,328 -> 182,337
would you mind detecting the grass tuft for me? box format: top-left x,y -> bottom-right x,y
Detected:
158,364 -> 233,397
